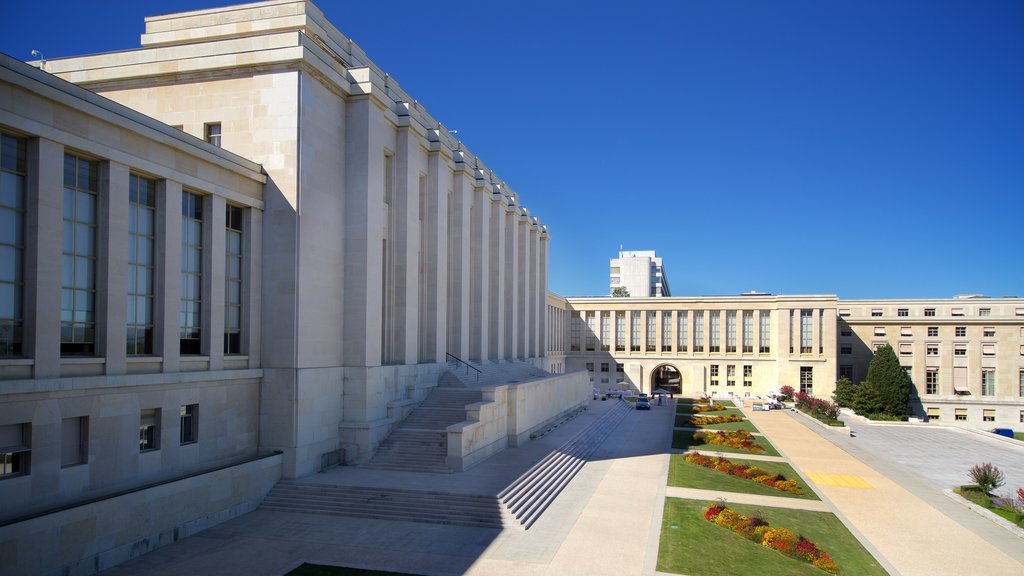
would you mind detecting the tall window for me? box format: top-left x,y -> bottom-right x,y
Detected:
569,312 -> 581,351
600,312 -> 610,351
743,364 -> 752,386
0,422 -> 30,477
759,311 -> 770,353
981,370 -> 995,396
1020,369 -> 1024,397
788,310 -> 794,353
926,369 -> 938,395
799,366 -> 813,394
204,123 -> 222,147
181,192 -> 203,355
0,134 -> 26,357
661,311 -> 672,350
709,364 -> 718,386
645,312 -> 656,352
742,311 -> 753,353
62,154 -> 98,356
800,309 -> 813,354
630,311 -> 641,352
615,311 -> 625,352
709,311 -> 720,353
819,309 -> 824,353
61,416 -> 88,467
127,175 -> 156,355
180,404 -> 198,445
139,408 -> 160,452
677,310 -> 688,352
726,364 -> 735,386
585,312 -> 597,351
693,311 -> 704,352
725,310 -> 737,353
225,205 -> 243,354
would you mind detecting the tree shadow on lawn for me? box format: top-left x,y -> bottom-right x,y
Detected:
672,429 -> 780,457
658,498 -> 888,576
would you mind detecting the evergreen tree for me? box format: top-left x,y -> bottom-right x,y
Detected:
611,287 -> 630,297
832,377 -> 856,407
865,343 -> 910,417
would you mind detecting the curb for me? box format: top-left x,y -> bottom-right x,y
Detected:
942,489 -> 1024,540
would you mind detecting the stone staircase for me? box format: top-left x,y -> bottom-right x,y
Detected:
259,481 -> 510,529
362,387 -> 483,473
499,398 -> 632,529
440,360 -> 551,388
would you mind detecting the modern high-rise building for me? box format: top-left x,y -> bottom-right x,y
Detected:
609,249 -> 671,297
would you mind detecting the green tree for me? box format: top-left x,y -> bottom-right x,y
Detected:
865,343 -> 910,417
832,377 -> 856,408
611,286 -> 630,297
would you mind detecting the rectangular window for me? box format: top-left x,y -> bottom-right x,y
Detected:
726,364 -> 735,386
616,363 -> 623,372
840,327 -> 852,337
204,122 -> 222,147
225,205 -> 244,355
61,416 -> 88,467
600,362 -> 609,372
924,308 -> 936,317
900,326 -> 912,337
725,310 -> 737,353
840,345 -> 852,355
799,366 -> 813,394
570,312 -> 581,351
899,343 -> 912,355
180,404 -> 198,445
955,326 -> 966,338
874,327 -> 885,337
0,134 -> 26,358
709,364 -> 718,386
927,407 -> 940,420
614,311 -> 625,352
181,192 -> 203,355
926,344 -> 938,356
951,308 -> 964,317
979,308 -> 990,317
1020,369 -> 1024,396
139,408 -> 161,452
758,311 -> 770,353
838,308 -> 850,317
871,309 -> 883,317
742,311 -> 753,353
897,308 -> 908,317
982,327 -> 995,338
630,311 -> 641,352
954,366 -> 969,394
954,408 -> 967,421
661,311 -> 672,350
954,343 -> 967,356
62,154 -> 98,356
0,422 -> 31,478
693,311 -> 704,353
127,175 -> 156,355
585,312 -> 597,352
585,362 -> 594,372
927,326 -> 938,337
839,364 -> 853,380
982,409 -> 995,422
600,312 -> 610,352
743,364 -> 752,387
646,312 -> 656,352
926,369 -> 939,395
981,370 -> 995,396
709,311 -> 720,353
982,344 -> 995,356
677,310 -> 688,352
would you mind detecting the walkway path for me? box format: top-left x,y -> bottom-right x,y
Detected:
744,406 -> 1024,576
664,487 -> 830,511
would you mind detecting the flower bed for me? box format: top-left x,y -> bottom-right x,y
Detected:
687,414 -> 744,425
692,403 -> 726,413
691,429 -> 765,453
685,452 -> 803,495
703,503 -> 839,574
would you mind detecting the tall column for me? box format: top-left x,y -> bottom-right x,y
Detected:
421,146 -> 448,363
157,180 -> 182,373
535,226 -> 546,358
487,190 -> 505,361
516,211 -> 529,359
469,175 -> 490,362
204,194 -> 226,370
243,207 -> 262,368
447,162 -> 472,360
25,138 -> 62,378
393,126 -> 420,364
99,161 -> 129,375
503,198 -> 519,360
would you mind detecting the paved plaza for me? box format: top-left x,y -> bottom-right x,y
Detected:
97,399 -> 1024,576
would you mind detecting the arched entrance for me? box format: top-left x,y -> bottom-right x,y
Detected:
650,364 -> 682,395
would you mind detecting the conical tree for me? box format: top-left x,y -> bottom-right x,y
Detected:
865,343 -> 909,417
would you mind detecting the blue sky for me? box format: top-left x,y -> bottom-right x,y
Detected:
3,1 -> 1022,299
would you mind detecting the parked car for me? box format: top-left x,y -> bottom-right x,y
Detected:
636,395 -> 651,410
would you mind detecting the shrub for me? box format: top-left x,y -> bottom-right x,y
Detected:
833,376 -> 856,407
1017,488 -> 1024,512
778,385 -> 794,401
968,463 -> 1005,494
692,429 -> 765,453
864,343 -> 910,417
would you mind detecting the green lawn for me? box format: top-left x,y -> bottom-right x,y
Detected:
658,498 -> 887,576
287,564 -> 419,576
672,429 -> 780,457
667,454 -> 819,500
676,406 -> 743,417
674,416 -> 760,433
1015,432 -> 1024,442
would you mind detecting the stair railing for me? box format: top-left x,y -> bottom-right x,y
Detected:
445,352 -> 481,383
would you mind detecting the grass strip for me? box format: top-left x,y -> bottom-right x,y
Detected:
672,429 -> 780,457
667,453 -> 819,500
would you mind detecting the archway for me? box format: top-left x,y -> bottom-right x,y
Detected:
650,364 -> 682,395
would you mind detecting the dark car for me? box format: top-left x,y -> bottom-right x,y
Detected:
636,395 -> 651,410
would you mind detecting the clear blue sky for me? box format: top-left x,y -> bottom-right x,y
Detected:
3,1 -> 1022,299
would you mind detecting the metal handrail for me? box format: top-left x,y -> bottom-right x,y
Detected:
445,352 -> 480,382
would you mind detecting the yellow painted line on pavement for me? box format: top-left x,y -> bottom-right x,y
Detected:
807,472 -> 873,489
